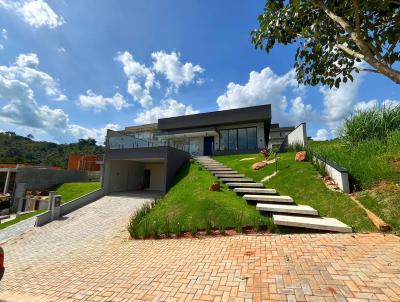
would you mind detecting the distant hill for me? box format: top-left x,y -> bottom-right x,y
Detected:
0,132 -> 105,168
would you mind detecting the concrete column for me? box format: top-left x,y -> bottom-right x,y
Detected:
3,170 -> 11,194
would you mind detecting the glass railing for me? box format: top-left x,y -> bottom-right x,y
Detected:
107,134 -> 191,153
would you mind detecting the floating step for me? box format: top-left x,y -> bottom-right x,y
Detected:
212,170 -> 240,175
257,204 -> 318,216
220,177 -> 253,182
207,168 -> 234,172
273,214 -> 352,233
243,194 -> 293,203
226,182 -> 264,188
214,174 -> 245,178
203,165 -> 227,168
233,188 -> 277,194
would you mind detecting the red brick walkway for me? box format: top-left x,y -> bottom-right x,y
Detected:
0,194 -> 399,301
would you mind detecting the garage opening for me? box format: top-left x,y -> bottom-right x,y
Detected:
103,158 -> 165,194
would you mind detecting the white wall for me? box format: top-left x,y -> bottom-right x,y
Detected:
143,163 -> 165,191
287,123 -> 307,146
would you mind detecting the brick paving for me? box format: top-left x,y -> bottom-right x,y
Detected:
0,193 -> 399,301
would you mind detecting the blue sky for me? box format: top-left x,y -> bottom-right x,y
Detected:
0,0 -> 399,144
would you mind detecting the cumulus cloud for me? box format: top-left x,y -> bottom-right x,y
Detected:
0,53 -> 114,144
16,53 -> 39,68
134,98 -> 199,124
78,90 -> 129,112
152,51 -> 204,92
216,67 -> 315,126
382,99 -> 400,108
115,51 -> 155,108
354,99 -> 378,111
313,129 -> 329,141
0,53 -> 66,101
0,0 -> 64,29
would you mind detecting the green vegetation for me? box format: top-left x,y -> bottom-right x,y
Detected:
308,130 -> 400,190
52,182 -> 101,204
127,161 -> 274,238
0,132 -> 104,168
0,210 -> 46,230
307,106 -> 400,233
341,105 -> 400,144
216,152 -> 375,233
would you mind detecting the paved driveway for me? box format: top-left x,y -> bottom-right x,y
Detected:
0,192 -> 399,302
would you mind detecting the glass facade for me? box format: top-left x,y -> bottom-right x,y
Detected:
219,127 -> 257,151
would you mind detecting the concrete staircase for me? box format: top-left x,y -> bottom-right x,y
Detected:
194,156 -> 352,233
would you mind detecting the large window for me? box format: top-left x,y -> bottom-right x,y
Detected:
219,127 -> 258,151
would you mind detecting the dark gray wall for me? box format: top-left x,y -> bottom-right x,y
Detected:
165,148 -> 191,190
158,104 -> 271,131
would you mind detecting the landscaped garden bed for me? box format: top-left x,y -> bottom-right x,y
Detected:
127,161 -> 275,239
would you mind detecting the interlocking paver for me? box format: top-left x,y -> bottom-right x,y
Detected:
0,192 -> 399,301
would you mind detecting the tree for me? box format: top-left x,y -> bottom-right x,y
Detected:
251,0 -> 400,87
27,134 -> 34,140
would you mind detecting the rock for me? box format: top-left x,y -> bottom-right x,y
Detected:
295,151 -> 307,162
323,175 -> 331,181
252,160 -> 268,171
209,181 -> 220,191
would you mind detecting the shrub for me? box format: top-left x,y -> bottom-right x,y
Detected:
173,221 -> 182,237
252,215 -> 262,232
127,203 -> 150,239
286,143 -> 305,152
205,209 -> 213,235
187,216 -> 197,236
341,104 -> 400,144
234,208 -> 245,233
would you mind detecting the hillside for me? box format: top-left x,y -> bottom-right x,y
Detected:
0,132 -> 105,168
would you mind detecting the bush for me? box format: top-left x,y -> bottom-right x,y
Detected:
341,104 -> 400,144
286,143 -> 305,152
127,203 -> 151,239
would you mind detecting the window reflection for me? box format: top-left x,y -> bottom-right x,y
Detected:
219,127 -> 257,151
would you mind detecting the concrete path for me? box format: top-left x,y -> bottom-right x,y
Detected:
0,194 -> 399,301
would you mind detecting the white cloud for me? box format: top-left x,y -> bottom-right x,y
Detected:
78,90 -> 129,112
68,123 -> 120,145
313,129 -> 329,141
57,47 -> 66,53
0,53 -> 66,101
382,99 -> 400,108
216,67 -> 314,125
151,51 -> 204,92
16,53 -> 39,67
0,0 -> 64,29
0,29 -> 7,50
354,99 -> 378,111
115,51 -> 155,108
134,98 -> 199,124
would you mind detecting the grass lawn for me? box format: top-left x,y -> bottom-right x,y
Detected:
0,182 -> 101,230
131,161 -> 274,237
0,209 -> 46,230
52,182 -> 101,204
308,133 -> 400,233
215,152 -> 376,233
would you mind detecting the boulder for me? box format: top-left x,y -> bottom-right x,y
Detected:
209,181 -> 220,191
252,160 -> 268,171
295,151 -> 307,162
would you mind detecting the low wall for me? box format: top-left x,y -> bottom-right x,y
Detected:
35,189 -> 104,226
280,123 -> 307,151
313,156 -> 351,193
60,188 -> 104,216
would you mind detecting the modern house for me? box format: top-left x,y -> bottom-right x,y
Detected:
102,104 -> 307,194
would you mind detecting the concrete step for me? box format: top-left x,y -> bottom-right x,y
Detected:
243,194 -> 293,203
214,173 -> 245,178
206,168 -> 234,172
220,177 -> 253,182
257,204 -> 318,216
233,188 -> 277,194
226,182 -> 264,188
273,214 -> 352,233
203,165 -> 227,168
212,170 -> 240,175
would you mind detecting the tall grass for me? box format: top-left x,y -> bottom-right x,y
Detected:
341,104 -> 400,144
309,130 -> 400,190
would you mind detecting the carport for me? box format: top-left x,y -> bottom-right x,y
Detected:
102,146 -> 190,195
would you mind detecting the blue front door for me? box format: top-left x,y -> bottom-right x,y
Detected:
203,136 -> 214,156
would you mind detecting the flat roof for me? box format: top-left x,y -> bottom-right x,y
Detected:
158,104 -> 271,131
